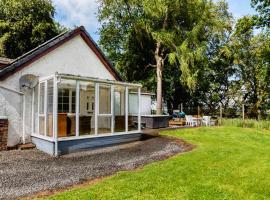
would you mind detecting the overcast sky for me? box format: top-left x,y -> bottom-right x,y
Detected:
53,0 -> 257,42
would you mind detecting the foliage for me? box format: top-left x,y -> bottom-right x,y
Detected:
0,0 -> 64,58
229,16 -> 270,118
42,127 -> 270,199
221,118 -> 270,130
98,0 -> 233,114
251,0 -> 270,27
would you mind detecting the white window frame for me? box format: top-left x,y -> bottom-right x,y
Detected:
31,73 -> 142,144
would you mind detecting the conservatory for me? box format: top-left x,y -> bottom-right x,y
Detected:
31,73 -> 142,156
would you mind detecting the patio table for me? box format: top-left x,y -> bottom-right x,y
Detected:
192,117 -> 203,126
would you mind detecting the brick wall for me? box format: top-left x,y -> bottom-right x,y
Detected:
0,118 -> 8,151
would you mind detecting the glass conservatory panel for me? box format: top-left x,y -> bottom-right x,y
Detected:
33,84 -> 39,134
99,85 -> 111,114
79,81 -> 95,135
98,116 -> 111,134
47,79 -> 54,137
114,85 -> 126,133
128,87 -> 139,131
39,82 -> 45,135
58,79 -> 77,137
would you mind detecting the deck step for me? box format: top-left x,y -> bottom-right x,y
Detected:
18,143 -> 36,150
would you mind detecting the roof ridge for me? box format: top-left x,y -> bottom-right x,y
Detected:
8,29 -> 70,65
0,26 -> 123,81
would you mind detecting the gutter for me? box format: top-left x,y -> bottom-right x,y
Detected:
0,85 -> 26,144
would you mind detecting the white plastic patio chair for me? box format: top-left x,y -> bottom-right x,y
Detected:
185,115 -> 198,127
202,116 -> 211,126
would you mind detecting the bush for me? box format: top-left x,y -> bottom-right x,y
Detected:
221,118 -> 270,131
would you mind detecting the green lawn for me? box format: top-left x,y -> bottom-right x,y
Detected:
43,127 -> 270,200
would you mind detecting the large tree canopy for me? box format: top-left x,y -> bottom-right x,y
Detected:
230,16 -> 270,118
98,0 -> 232,114
251,0 -> 270,27
0,0 -> 64,58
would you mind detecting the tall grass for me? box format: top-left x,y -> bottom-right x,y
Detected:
221,118 -> 270,131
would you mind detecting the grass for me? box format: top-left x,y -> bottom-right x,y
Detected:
41,126 -> 270,200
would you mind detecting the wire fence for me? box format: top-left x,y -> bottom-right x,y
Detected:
168,102 -> 270,130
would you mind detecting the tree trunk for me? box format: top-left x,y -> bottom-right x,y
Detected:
155,7 -> 168,115
155,42 -> 164,115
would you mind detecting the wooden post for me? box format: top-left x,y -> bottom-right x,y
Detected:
242,104 -> 245,127
197,106 -> 200,126
220,104 -> 222,126
180,103 -> 183,112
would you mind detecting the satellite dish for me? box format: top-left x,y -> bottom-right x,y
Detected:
19,74 -> 39,92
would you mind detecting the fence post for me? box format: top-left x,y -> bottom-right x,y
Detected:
242,104 -> 245,127
180,103 -> 183,112
219,104 -> 222,126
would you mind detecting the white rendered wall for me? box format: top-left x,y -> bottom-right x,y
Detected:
0,35 -> 117,146
0,88 -> 25,146
2,35 -> 115,90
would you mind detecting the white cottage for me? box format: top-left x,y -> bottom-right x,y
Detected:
0,26 -> 142,156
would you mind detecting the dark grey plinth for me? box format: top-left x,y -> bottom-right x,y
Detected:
32,132 -> 142,155
133,115 -> 169,129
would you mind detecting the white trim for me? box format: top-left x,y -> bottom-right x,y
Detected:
32,133 -> 55,142
69,89 -> 72,113
22,95 -> 26,144
44,81 -> 48,137
58,74 -> 142,88
31,88 -> 35,134
39,74 -> 55,82
111,85 -> 114,134
94,83 -> 99,135
125,86 -> 129,133
53,76 -> 58,156
37,83 -> 40,135
75,80 -> 80,137
138,87 -> 141,132
98,114 -> 112,117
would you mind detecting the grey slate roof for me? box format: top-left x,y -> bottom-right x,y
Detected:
0,26 -> 123,81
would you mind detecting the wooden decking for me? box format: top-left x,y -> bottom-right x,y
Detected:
169,120 -> 186,126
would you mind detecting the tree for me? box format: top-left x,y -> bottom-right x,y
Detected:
230,16 -> 270,119
0,0 -> 64,58
251,0 -> 270,27
98,0 -> 232,114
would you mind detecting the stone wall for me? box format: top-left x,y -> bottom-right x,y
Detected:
0,118 -> 8,151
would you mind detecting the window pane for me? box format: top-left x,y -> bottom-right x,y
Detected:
39,116 -> 45,135
47,79 -> 54,137
128,87 -> 139,131
79,81 -> 95,135
34,85 -> 39,133
114,86 -> 125,132
98,116 -> 111,134
39,83 -> 45,114
58,79 -> 76,137
99,85 -> 111,114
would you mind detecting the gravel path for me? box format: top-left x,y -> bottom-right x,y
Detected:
0,136 -> 190,199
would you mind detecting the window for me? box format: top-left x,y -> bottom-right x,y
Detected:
99,85 -> 111,114
39,82 -> 45,135
58,88 -> 76,113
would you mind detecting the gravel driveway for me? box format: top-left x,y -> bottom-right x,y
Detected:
0,135 -> 190,199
